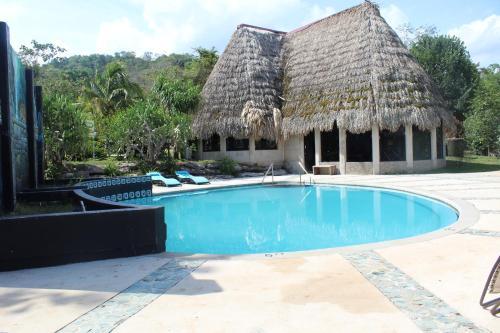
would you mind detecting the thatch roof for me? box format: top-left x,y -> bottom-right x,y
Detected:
192,25 -> 285,139
193,1 -> 454,140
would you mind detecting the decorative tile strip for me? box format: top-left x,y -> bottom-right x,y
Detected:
81,176 -> 153,202
344,251 -> 488,333
460,197 -> 500,200
480,210 -> 500,214
57,259 -> 205,333
459,229 -> 500,238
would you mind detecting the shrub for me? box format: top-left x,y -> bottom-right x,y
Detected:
104,162 -> 121,177
219,157 -> 237,176
158,156 -> 178,175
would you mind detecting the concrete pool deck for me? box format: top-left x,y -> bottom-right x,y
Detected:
0,172 -> 499,332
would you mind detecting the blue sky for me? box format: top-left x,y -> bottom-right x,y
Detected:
1,0 -> 499,66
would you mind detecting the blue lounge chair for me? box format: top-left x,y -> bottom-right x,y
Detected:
175,170 -> 210,184
146,172 -> 181,187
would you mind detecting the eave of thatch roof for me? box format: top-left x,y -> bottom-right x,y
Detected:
192,25 -> 285,140
193,1 -> 455,141
281,1 -> 454,138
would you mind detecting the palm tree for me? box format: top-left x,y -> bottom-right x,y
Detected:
83,61 -> 142,117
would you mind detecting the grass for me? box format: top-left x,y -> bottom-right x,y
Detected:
3,201 -> 75,217
429,154 -> 500,173
70,157 -> 120,169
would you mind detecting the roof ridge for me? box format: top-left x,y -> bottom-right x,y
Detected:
237,24 -> 286,34
236,1 -> 378,36
288,1 -> 378,34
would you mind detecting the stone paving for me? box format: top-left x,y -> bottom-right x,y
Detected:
0,171 -> 499,333
57,259 -> 204,333
344,251 -> 487,333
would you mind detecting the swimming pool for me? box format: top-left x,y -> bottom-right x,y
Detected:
125,185 -> 458,255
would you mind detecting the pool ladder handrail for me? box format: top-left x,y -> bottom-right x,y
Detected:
261,163 -> 275,184
298,161 -> 315,185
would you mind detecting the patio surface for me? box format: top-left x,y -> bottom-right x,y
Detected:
0,172 -> 499,332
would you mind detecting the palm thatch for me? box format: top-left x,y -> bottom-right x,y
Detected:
193,1 -> 455,141
192,25 -> 285,139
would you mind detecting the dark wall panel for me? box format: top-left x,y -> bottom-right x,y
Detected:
413,126 -> 431,160
321,126 -> 339,162
380,127 -> 405,161
347,131 -> 372,162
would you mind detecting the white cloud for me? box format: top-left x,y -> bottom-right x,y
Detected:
96,16 -> 196,55
96,0 -> 339,55
0,1 -> 25,23
301,4 -> 336,25
449,15 -> 500,66
380,4 -> 409,30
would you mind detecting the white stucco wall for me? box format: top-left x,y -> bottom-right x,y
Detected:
380,161 -> 408,174
283,135 -> 304,173
346,162 -> 373,174
198,136 -> 446,174
200,139 -> 284,167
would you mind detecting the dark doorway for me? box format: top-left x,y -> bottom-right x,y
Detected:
303,131 -> 315,171
380,127 -> 405,161
226,137 -> 249,151
347,131 -> 372,162
321,126 -> 339,162
412,126 -> 431,160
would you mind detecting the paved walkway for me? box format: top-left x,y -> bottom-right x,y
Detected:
0,172 -> 499,332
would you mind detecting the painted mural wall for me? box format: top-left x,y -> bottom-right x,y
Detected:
1,22 -> 44,212
8,45 -> 29,191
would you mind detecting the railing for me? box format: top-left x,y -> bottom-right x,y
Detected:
298,161 -> 315,185
261,163 -> 275,184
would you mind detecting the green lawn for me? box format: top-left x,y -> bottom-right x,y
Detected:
430,154 -> 500,173
69,157 -> 120,169
4,201 -> 75,217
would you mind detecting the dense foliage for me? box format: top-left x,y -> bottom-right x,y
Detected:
43,94 -> 91,165
464,65 -> 500,155
108,97 -> 191,163
410,35 -> 479,119
19,41 -> 218,177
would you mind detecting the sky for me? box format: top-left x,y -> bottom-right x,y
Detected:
1,0 -> 499,66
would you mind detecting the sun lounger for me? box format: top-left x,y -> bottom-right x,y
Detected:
175,170 -> 210,184
146,172 -> 181,187
480,256 -> 500,315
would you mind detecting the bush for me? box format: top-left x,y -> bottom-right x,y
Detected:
136,160 -> 156,175
464,65 -> 500,155
158,156 -> 178,175
219,157 -> 237,176
104,162 -> 121,176
43,94 -> 91,165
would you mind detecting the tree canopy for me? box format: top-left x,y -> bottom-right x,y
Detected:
83,61 -> 143,117
21,40 -> 219,175
410,35 -> 479,119
464,65 -> 500,155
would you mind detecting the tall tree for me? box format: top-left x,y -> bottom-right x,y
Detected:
18,40 -> 66,77
83,61 -> 143,117
464,64 -> 500,155
152,73 -> 200,113
109,97 -> 191,163
43,94 -> 91,165
410,35 -> 479,120
185,47 -> 219,86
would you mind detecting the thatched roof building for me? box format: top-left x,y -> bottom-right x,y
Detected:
193,25 -> 285,140
193,1 -> 453,140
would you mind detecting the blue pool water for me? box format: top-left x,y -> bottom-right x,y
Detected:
125,185 -> 458,254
